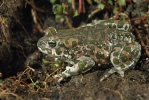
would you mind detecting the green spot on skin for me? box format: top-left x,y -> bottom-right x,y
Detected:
104,45 -> 110,50
87,45 -> 95,51
124,46 -> 131,53
96,52 -> 104,59
120,64 -> 126,68
113,52 -> 119,57
67,71 -> 78,76
65,40 -> 69,44
120,53 -> 128,62
113,58 -> 120,65
72,41 -> 77,46
61,73 -> 67,78
78,60 -> 87,70
56,48 -> 62,55
117,22 -> 125,28
114,43 -> 121,48
87,45 -> 95,55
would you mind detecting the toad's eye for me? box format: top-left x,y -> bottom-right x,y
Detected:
48,40 -> 57,48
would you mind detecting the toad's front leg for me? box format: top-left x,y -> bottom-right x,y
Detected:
53,56 -> 95,82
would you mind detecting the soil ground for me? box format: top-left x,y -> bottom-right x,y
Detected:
0,0 -> 149,100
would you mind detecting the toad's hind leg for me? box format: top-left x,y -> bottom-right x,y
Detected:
100,42 -> 141,81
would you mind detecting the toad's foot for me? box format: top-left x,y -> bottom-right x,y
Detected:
100,42 -> 141,81
53,56 -> 95,82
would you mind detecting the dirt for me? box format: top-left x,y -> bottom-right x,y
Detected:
0,0 -> 149,100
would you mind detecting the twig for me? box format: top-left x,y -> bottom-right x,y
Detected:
31,9 -> 44,33
65,16 -> 73,29
86,8 -> 102,22
16,19 -> 30,37
71,0 -> 76,13
44,68 -> 61,82
134,27 -> 149,56
25,0 -> 51,13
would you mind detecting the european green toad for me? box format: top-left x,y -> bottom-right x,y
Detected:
37,20 -> 141,82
